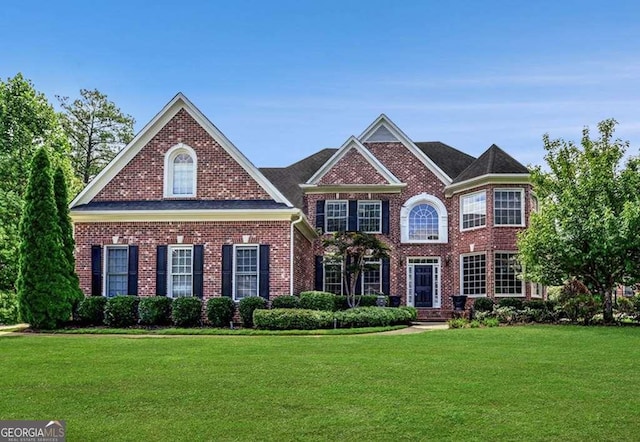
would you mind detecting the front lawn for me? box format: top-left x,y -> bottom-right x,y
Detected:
1,326 -> 639,441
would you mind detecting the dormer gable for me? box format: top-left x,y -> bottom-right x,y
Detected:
70,93 -> 293,208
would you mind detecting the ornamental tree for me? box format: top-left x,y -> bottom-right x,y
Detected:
518,119 -> 640,322
322,231 -> 390,308
17,148 -> 73,329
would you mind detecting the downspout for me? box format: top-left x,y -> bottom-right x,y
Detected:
290,212 -> 305,294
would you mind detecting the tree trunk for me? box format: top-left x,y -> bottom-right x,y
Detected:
603,288 -> 614,323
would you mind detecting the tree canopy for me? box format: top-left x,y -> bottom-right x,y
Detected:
518,119 -> 640,321
57,88 -> 135,184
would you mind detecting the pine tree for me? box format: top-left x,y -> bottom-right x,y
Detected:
54,166 -> 84,309
17,148 -> 73,329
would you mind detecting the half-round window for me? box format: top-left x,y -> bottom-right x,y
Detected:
164,144 -> 197,197
409,204 -> 440,240
172,153 -> 194,195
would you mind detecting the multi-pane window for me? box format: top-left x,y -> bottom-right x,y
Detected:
358,201 -> 381,233
106,246 -> 128,297
169,246 -> 193,298
323,260 -> 343,295
235,246 -> 258,300
461,191 -> 486,230
530,282 -> 544,298
362,260 -> 381,294
461,253 -> 486,296
326,201 -> 348,232
494,252 -> 523,296
408,204 -> 439,240
494,189 -> 523,226
172,153 -> 194,195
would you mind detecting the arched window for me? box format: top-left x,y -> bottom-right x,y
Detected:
164,144 -> 197,197
408,204 -> 440,240
400,193 -> 448,243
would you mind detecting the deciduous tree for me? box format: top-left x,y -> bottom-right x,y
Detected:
57,89 -> 135,184
518,119 -> 640,322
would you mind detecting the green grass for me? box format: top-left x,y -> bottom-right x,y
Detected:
32,325 -> 405,335
1,326 -> 639,441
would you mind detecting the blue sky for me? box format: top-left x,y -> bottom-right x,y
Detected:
2,0 -> 639,169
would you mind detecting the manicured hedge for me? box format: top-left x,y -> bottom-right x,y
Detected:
271,295 -> 300,309
253,308 -> 333,330
299,291 -> 335,311
75,296 -> 107,326
334,295 -> 388,310
238,296 -> 267,327
104,296 -> 139,327
497,297 -> 524,310
473,297 -> 495,312
335,307 -> 416,328
206,297 -> 235,327
171,297 -> 202,327
139,296 -> 173,326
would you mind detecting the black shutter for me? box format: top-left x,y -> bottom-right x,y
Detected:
381,257 -> 390,295
91,245 -> 102,296
127,245 -> 138,296
313,256 -> 324,292
259,245 -> 270,299
314,256 -> 323,291
382,200 -> 390,235
156,245 -> 167,296
348,200 -> 358,232
315,200 -> 325,233
221,245 -> 233,298
193,245 -> 204,299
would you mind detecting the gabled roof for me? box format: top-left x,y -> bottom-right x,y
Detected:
70,93 -> 293,208
452,144 -> 529,184
260,148 -> 337,208
414,142 -> 476,180
359,114 -> 453,184
305,136 -> 402,185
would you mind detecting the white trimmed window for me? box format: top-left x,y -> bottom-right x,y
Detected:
326,200 -> 348,233
460,191 -> 486,230
494,252 -> 523,296
494,189 -> 524,226
530,282 -> 544,298
164,144 -> 197,197
105,246 -> 128,297
323,259 -> 343,295
235,246 -> 259,300
169,246 -> 193,298
461,253 -> 486,297
358,201 -> 381,233
362,259 -> 382,294
400,193 -> 448,243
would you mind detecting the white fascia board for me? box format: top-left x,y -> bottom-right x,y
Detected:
70,93 -> 293,208
306,136 -> 401,185
444,174 -> 531,197
359,114 -> 453,185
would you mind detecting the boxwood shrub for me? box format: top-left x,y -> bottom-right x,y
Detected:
335,307 -> 415,328
271,295 -> 300,309
138,296 -> 173,326
497,297 -> 524,310
473,297 -> 495,312
206,297 -> 235,327
334,295 -> 388,310
75,296 -> 107,326
238,296 -> 267,327
253,308 -> 333,330
299,291 -> 336,311
104,296 -> 140,327
171,297 -> 202,327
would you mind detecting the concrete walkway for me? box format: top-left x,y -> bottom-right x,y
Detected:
376,322 -> 449,335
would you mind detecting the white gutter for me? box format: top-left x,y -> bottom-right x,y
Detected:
290,212 -> 305,294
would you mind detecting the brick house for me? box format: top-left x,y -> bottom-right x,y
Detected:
70,93 -> 539,320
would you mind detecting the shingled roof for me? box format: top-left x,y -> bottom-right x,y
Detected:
452,144 -> 529,184
414,142 -> 476,180
260,148 -> 337,209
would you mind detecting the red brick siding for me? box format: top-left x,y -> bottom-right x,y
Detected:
94,109 -> 272,201
292,227 -> 314,294
74,221 -> 292,299
318,148 -> 389,185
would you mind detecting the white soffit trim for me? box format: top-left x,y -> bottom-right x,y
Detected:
306,136 -> 401,185
444,173 -> 531,197
359,114 -> 452,185
70,93 -> 293,208
70,208 -> 300,223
